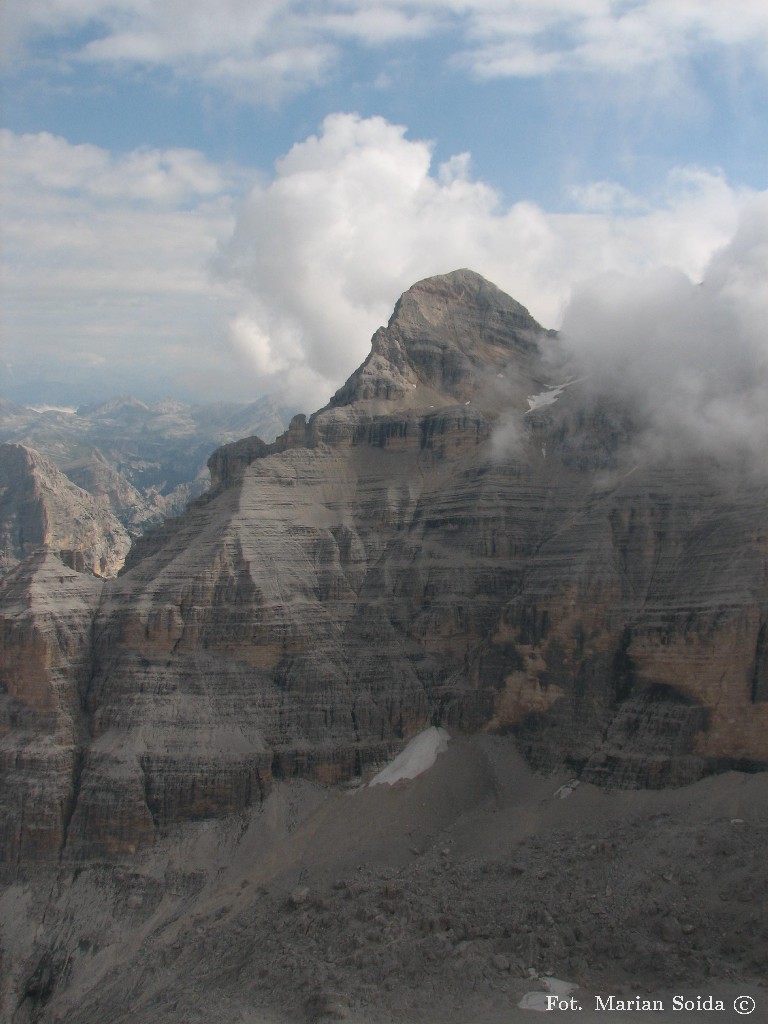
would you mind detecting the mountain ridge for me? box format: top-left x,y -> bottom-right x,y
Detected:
2,268 -> 768,1024
2,269 -> 767,868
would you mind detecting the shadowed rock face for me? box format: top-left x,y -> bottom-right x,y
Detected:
2,270 -> 768,862
0,552 -> 103,862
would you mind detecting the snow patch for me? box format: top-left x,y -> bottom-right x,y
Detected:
28,404 -> 77,415
554,779 -> 580,800
526,383 -> 567,413
525,377 -> 583,414
368,727 -> 449,787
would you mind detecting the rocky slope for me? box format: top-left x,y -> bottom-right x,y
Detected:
2,268 -> 768,868
0,443 -> 131,577
1,735 -> 766,1024
0,394 -> 294,535
0,444 -> 129,865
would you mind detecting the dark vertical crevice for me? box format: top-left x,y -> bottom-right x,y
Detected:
750,620 -> 767,703
81,581 -> 108,718
611,625 -> 635,704
58,582 -> 107,862
58,747 -> 85,861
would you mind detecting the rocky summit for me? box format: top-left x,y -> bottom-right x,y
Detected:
2,268 -> 768,866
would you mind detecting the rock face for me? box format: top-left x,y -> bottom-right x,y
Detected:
2,269 -> 767,864
0,551 -> 102,862
0,443 -> 131,577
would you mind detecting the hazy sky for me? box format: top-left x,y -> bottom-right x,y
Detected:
1,1 -> 767,409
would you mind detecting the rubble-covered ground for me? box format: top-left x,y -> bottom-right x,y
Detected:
2,734 -> 766,1024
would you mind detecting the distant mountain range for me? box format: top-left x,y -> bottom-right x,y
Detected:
0,393 -> 296,567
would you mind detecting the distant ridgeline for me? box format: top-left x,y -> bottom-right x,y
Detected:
0,392 -> 295,563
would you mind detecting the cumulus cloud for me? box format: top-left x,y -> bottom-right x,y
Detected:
216,113 -> 758,410
561,193 -> 768,468
4,130 -> 236,204
6,1 -> 768,99
216,113 -> 500,405
4,114 -> 766,426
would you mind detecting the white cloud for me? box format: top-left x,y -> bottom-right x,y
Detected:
0,130 -> 239,284
3,116 -> 766,416
228,315 -> 291,376
706,193 -> 768,310
454,0 -> 768,79
216,113 -> 757,409
0,129 -> 250,398
560,195 -> 768,468
568,180 -> 646,214
3,130 -> 235,204
5,0 -> 768,99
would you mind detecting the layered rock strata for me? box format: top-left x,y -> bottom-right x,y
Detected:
2,269 -> 767,862
0,443 -> 130,578
0,552 -> 102,862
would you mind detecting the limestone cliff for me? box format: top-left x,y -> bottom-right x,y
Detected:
0,443 -> 131,578
2,270 -> 767,863
0,551 -> 102,862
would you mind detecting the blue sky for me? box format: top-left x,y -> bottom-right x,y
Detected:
1,1 -> 767,409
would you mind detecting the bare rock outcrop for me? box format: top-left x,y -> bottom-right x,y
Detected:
2,270 -> 767,863
0,442 -> 131,578
0,551 -> 102,862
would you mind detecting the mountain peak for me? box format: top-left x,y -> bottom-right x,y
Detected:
328,269 -> 548,410
390,268 -> 536,328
